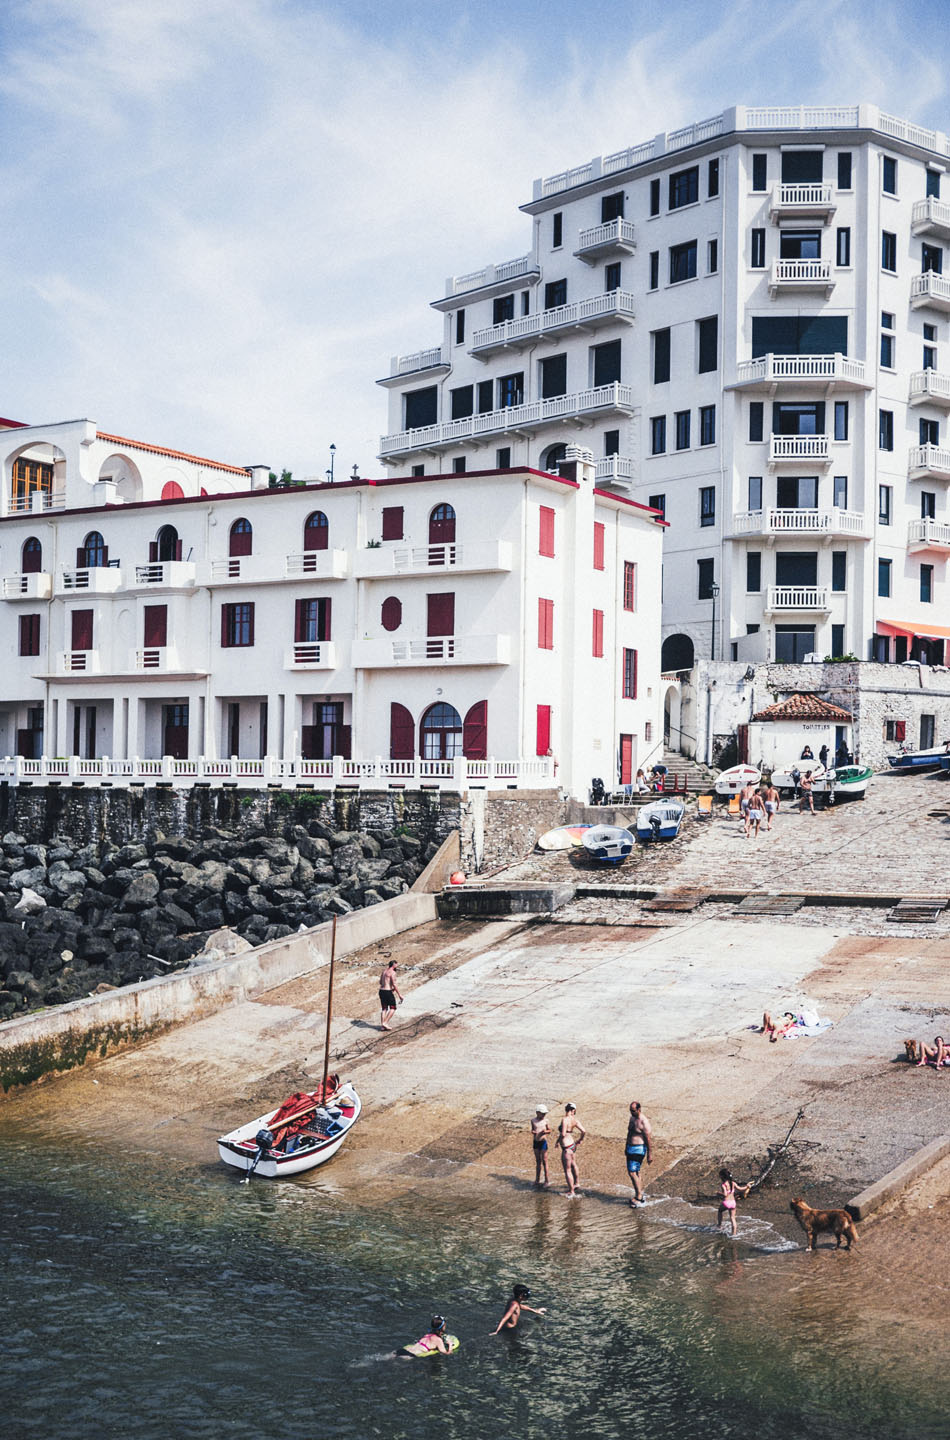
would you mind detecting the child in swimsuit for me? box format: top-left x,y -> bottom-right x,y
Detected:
492,1283 -> 546,1334
399,1315 -> 453,1357
717,1167 -> 751,1235
530,1105 -> 552,1187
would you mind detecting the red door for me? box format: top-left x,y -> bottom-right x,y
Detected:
143,605 -> 168,647
22,538 -> 42,573
390,703 -> 415,760
71,610 -> 93,651
163,704 -> 189,759
229,519 -> 252,556
536,704 -> 552,756
428,504 -> 456,545
426,593 -> 455,656
619,734 -> 634,785
463,701 -> 487,759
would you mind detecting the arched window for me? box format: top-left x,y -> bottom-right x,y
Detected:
381,597 -> 402,632
161,480 -> 184,500
229,517 -> 252,557
79,531 -> 107,568
21,537 -> 42,574
304,511 -> 329,552
420,701 -> 463,760
541,443 -> 567,473
156,525 -> 180,562
428,503 -> 456,546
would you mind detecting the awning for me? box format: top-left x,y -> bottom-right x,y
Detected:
876,620 -> 950,640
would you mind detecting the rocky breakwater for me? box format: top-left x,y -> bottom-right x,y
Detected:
0,820 -> 433,1018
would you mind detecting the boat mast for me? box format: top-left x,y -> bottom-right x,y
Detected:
321,915 -> 337,1101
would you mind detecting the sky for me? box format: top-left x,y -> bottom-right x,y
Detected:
3,0 -> 950,479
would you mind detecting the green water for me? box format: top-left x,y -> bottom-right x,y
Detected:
0,1122 -> 942,1440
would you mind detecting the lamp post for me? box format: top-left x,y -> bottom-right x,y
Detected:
326,443 -> 336,484
710,579 -> 720,662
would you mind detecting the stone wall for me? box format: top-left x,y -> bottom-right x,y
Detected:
459,789 -> 567,874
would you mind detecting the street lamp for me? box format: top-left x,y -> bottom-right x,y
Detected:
710,579 -> 720,662
326,443 -> 336,484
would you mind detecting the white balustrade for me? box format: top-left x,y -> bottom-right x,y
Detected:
908,518 -> 950,549
285,641 -> 337,668
390,346 -> 445,375
909,370 -> 950,406
765,586 -> 831,611
59,650 -> 102,673
733,509 -> 864,536
471,290 -> 635,352
132,561 -> 197,587
770,183 -> 835,216
1,572 -> 52,600
57,566 -> 122,594
735,353 -> 866,387
909,443 -> 950,478
912,198 -> 950,237
768,433 -> 831,464
575,218 -> 637,255
911,272 -> 950,310
379,384 -> 634,456
447,254 -> 535,295
594,455 -> 634,483
769,259 -> 834,289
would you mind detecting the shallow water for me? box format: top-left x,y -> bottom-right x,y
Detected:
0,1120 -> 943,1440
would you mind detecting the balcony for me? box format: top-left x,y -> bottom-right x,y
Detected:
732,508 -> 866,540
379,383 -> 635,459
283,549 -> 349,580
594,455 -> 635,486
354,540 -> 513,579
205,551 -> 348,585
909,443 -> 950,483
437,254 -> 540,306
284,641 -> 338,669
470,290 -> 635,356
351,634 -> 511,667
908,518 -> 950,553
132,561 -> 197,589
909,370 -> 950,410
733,353 -> 869,392
912,198 -> 950,241
768,259 -> 834,294
131,646 -> 185,672
56,566 -> 122,595
768,433 -> 831,468
910,272 -> 950,313
573,218 -> 637,263
378,347 -> 449,388
7,490 -> 66,515
769,183 -> 836,222
764,586 -> 831,613
58,650 -> 102,674
2,572 -> 52,600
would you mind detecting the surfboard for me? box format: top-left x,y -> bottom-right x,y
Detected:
536,825 -> 592,851
401,1334 -> 460,1357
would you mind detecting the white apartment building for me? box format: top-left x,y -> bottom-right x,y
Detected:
0,418 -> 663,797
379,103 -> 950,672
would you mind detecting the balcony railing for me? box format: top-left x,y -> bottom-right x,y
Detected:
283,549 -> 349,579
470,290 -> 635,353
7,491 -> 66,515
354,540 -> 513,578
909,443 -> 950,480
133,561 -> 197,588
769,259 -> 834,292
388,347 -> 446,376
446,254 -> 536,296
284,641 -> 337,669
765,586 -> 831,612
380,383 -> 635,457
57,566 -> 122,594
768,433 -> 831,466
2,572 -> 53,600
594,455 -> 635,484
132,646 -> 183,672
733,507 -> 865,537
351,634 -> 511,667
769,183 -> 836,220
910,272 -> 950,312
574,217 -> 637,261
909,370 -> 950,408
911,198 -> 950,240
59,650 -> 102,673
908,517 -> 950,551
734,353 -> 867,389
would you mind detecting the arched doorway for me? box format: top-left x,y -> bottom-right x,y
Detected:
21,536 -> 42,573
541,443 -> 567,473
156,525 -> 180,562
420,702 -> 463,759
229,518 -> 252,556
428,503 -> 456,545
304,511 -> 329,551
79,531 -> 107,567
661,633 -> 695,672
663,682 -> 683,751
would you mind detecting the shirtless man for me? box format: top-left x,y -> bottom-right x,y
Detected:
624,1100 -> 653,1206
492,1284 -> 547,1334
556,1103 -> 585,1197
378,959 -> 403,1030
799,771 -> 815,814
763,781 -> 780,831
530,1105 -> 552,1187
747,789 -> 765,839
739,781 -> 757,836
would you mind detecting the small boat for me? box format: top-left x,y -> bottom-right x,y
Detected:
887,743 -> 950,771
714,764 -> 761,795
537,824 -> 592,851
635,800 -> 685,841
217,1079 -> 362,1179
820,764 -> 872,799
770,763 -> 831,791
940,755 -> 950,773
582,824 -> 635,864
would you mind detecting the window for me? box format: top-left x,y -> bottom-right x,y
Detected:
593,522 -> 605,571
650,416 -> 667,455
746,552 -> 761,592
750,228 -> 766,268
623,561 -> 636,611
675,410 -> 691,450
538,597 -> 554,649
708,158 -> 720,197
927,170 -> 941,199
540,353 -> 567,399
552,211 -> 563,247
924,323 -> 937,340
836,227 -> 851,266
699,486 -> 716,527
922,242 -> 943,274
605,261 -> 622,292
882,155 -> 897,194
871,634 -> 890,663
773,401 -> 824,436
451,385 -> 474,419
19,614 -> 40,656
751,153 -> 767,191
649,178 -> 660,216
833,475 -> 848,509
381,596 -> 402,632
831,624 -> 845,657
748,475 -> 763,511
604,429 -> 620,456
837,152 -> 852,189
920,417 -> 939,447
697,558 -> 715,599
477,379 -> 493,414
221,602 -> 254,647
749,402 -> 764,443
707,238 -> 718,273
879,483 -> 893,524
751,314 -> 848,357
776,475 -> 818,509
544,278 -> 567,310
780,229 -> 821,260
622,648 -> 638,698
405,386 -> 437,429
411,464 -> 424,477
304,511 -> 329,550
921,564 -> 934,602
776,626 -> 815,662
698,316 -> 718,372
882,230 -> 897,272
22,537 -> 43,573
669,165 -> 699,209
879,410 -> 894,451
493,294 -> 514,325
592,609 -> 604,657
834,401 -> 849,442
831,551 -> 847,591
924,342 -> 937,370
498,373 -> 524,408
669,240 -> 697,283
452,457 -> 466,473
652,328 -> 670,383
775,552 -> 817,586
699,404 -> 716,446
295,597 -> 332,643
782,150 -> 823,183
649,493 -> 665,518
496,447 -> 511,468
592,339 -> 622,386
539,506 -> 555,557
649,250 -> 659,289
522,291 -> 530,316
455,309 -> 465,345
880,331 -> 895,370
884,718 -> 907,742
79,531 -> 107,567
921,490 -> 936,519
601,191 -> 624,222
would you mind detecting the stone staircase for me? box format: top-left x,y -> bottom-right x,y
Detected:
656,749 -> 718,794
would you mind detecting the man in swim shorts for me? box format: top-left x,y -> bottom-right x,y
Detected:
530,1105 -> 551,1187
624,1100 -> 653,1206
378,958 -> 403,1030
763,781 -> 780,831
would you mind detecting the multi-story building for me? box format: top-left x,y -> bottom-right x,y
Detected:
379,102 -> 950,672
0,419 -> 663,797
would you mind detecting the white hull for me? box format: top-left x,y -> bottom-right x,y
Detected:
714,765 -> 761,795
217,1083 -> 361,1179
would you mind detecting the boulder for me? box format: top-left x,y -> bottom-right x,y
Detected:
23,844 -> 48,868
47,867 -> 88,897
194,898 -> 225,929
331,842 -> 362,873
195,861 -> 231,895
188,927 -> 254,965
121,872 -> 161,909
114,844 -> 149,867
9,866 -> 47,892
362,889 -> 383,906
359,833 -> 382,858
162,902 -> 197,932
232,856 -> 272,886
355,858 -> 391,886
323,893 -> 353,916
14,887 -> 47,915
6,970 -> 45,1001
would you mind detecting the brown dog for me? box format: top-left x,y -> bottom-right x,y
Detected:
790,1197 -> 858,1250
904,1038 -> 921,1064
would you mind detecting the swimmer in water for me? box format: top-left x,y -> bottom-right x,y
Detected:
398,1314 -> 453,1357
492,1284 -> 547,1334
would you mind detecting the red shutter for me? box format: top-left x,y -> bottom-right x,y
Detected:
593,521 -> 605,570
148,541 -> 158,562
462,700 -> 488,759
536,704 -> 552,756
22,541 -> 42,573
620,734 -> 633,785
539,505 -> 555,557
737,723 -> 749,764
429,507 -> 456,545
301,725 -> 318,759
336,724 -> 352,760
623,561 -> 636,611
175,539 -> 183,561
229,522 -> 252,556
101,546 -> 109,567
427,592 -> 455,636
305,514 -> 329,551
247,603 -> 255,646
381,596 -> 402,631
382,506 -> 404,541
294,599 -> 306,642
221,605 -> 230,647
592,609 -> 604,657
143,605 -> 167,647
895,720 -> 906,742
71,610 -> 93,651
538,598 -> 554,649
390,703 -> 415,759
76,546 -> 86,567
321,597 -> 331,642
19,615 -> 39,656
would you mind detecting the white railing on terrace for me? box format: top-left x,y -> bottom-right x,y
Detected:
447,254 -> 535,296
771,183 -> 835,209
389,346 -> 445,376
59,650 -> 101,673
877,110 -> 947,153
133,646 -> 183,672
733,508 -> 865,536
57,566 -> 123,594
909,370 -> 950,404
594,455 -> 634,482
766,586 -> 831,611
908,518 -> 950,548
736,353 -> 866,387
7,491 -> 66,514
471,290 -> 635,351
352,634 -> 511,667
575,218 -> 637,253
769,433 -> 830,463
770,258 -> 834,286
912,198 -> 950,233
745,105 -> 860,129
910,272 -> 950,307
356,540 -> 514,577
1,572 -> 52,600
283,549 -> 348,579
379,383 -> 634,456
133,561 -> 197,587
909,443 -> 950,476
285,641 -> 337,668
0,752 -> 557,792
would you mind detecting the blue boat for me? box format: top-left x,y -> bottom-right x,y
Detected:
582,824 -> 635,864
887,743 -> 950,771
635,800 -> 685,842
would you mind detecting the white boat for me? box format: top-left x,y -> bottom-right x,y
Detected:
582,824 -> 635,863
217,1080 -> 361,1178
770,762 -> 831,790
635,799 -> 685,841
887,743 -> 950,771
714,764 -> 761,795
823,764 -> 872,798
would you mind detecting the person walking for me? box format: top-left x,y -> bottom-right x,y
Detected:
747,789 -> 766,839
717,1168 -> 751,1236
798,771 -> 815,814
624,1100 -> 653,1206
818,743 -> 829,771
763,781 -> 780,831
556,1103 -> 585,1198
739,781 -> 756,836
378,958 -> 403,1030
530,1105 -> 552,1187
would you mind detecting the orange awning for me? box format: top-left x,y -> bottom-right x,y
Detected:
876,619 -> 950,640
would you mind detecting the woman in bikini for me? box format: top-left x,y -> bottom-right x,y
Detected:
917,1034 -> 950,1068
556,1103 -> 585,1197
717,1167 -> 751,1235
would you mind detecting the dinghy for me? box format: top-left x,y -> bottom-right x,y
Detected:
887,742 -> 950,771
217,1079 -> 361,1179
582,824 -> 635,864
714,764 -> 761,795
537,824 -> 592,851
820,764 -> 872,799
770,762 -> 831,791
635,800 -> 685,841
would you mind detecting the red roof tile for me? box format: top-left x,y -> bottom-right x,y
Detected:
752,693 -> 853,722
96,431 -> 250,475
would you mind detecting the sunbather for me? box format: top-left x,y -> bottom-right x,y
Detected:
762,1011 -> 797,1042
917,1035 -> 950,1068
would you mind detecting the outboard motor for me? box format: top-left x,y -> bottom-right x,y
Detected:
255,1128 -> 274,1151
650,815 -> 662,842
